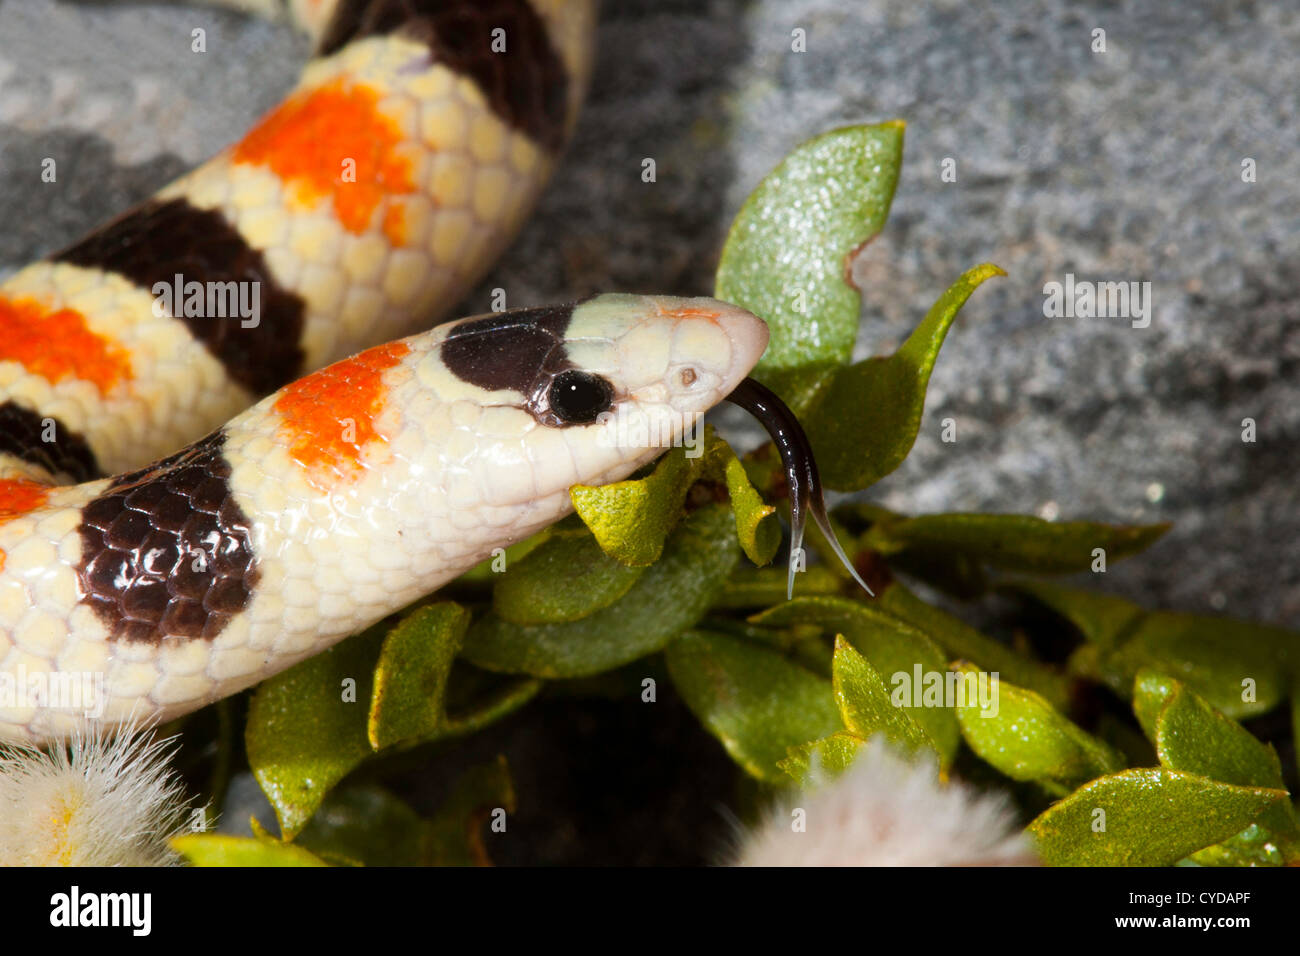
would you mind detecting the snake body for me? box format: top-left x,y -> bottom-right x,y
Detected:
1,0 -> 596,480
0,1 -> 771,743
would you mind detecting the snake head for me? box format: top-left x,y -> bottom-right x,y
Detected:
556,293 -> 769,441
430,293 -> 768,501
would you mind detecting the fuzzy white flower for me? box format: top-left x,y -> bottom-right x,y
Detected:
730,736 -> 1038,867
0,725 -> 195,867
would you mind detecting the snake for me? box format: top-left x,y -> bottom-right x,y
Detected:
0,0 -> 862,745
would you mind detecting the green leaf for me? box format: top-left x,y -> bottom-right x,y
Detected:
779,732 -> 866,786
457,528 -> 552,583
805,263 -> 1005,491
712,564 -> 845,610
831,636 -> 936,759
751,596 -> 956,767
425,757 -> 517,867
1007,580 -> 1144,650
290,761 -> 519,867
438,670 -> 543,738
294,785 -> 428,867
246,606 -> 539,839
724,453 -> 782,565
493,529 -> 646,624
1018,583 -> 1295,719
570,446 -> 698,566
1153,681 -> 1285,790
666,630 -> 841,782
1132,669 -> 1178,741
863,512 -> 1169,573
881,547 -> 991,600
878,582 -> 1072,709
463,504 -> 739,677
570,432 -> 730,566
171,834 -> 330,867
1028,769 -> 1287,866
246,626 -> 384,839
715,122 -> 904,404
367,603 -> 469,750
1109,615 -> 1292,719
1152,681 -> 1297,865
1185,823 -> 1288,867
952,663 -> 1121,788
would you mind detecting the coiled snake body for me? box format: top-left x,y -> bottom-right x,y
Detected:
0,0 -> 771,743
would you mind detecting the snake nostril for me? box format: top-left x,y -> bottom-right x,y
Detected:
678,367 -> 698,387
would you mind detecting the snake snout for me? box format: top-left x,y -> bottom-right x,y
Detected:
710,301 -> 770,384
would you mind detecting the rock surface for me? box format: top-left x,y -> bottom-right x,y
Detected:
2,0 -> 1295,629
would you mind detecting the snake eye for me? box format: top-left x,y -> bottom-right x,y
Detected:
547,370 -> 615,424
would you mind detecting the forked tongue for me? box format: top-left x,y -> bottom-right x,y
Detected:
725,378 -> 874,599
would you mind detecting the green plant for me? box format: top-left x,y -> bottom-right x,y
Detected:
174,122 -> 1300,868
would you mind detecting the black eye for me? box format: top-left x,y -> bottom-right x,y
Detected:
547,370 -> 614,424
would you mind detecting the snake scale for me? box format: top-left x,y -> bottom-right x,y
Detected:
0,0 -> 793,744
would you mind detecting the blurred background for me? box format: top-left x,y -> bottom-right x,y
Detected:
1,0 -> 1296,861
